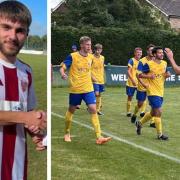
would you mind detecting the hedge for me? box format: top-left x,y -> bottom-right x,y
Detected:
51,26 -> 180,66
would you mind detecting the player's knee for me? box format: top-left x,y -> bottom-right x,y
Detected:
138,102 -> 143,108
95,92 -> 100,97
88,107 -> 97,114
153,110 -> 161,117
151,110 -> 156,117
156,108 -> 162,117
68,106 -> 76,113
89,110 -> 97,114
158,109 -> 162,116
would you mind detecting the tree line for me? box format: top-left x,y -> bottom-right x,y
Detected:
51,0 -> 179,65
24,35 -> 47,51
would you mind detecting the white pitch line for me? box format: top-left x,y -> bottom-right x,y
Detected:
52,135 -> 78,139
52,112 -> 180,164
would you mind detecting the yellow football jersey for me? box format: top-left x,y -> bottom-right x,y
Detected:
126,58 -> 139,87
91,55 -> 105,84
60,52 -> 93,93
137,56 -> 151,92
143,60 -> 167,97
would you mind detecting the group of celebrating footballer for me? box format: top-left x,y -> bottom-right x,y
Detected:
60,35 -> 180,144
126,45 -> 178,140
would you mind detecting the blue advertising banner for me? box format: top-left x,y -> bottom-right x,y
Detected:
52,65 -> 180,87
105,65 -> 180,86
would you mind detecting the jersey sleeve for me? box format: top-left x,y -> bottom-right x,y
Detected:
27,69 -> 37,111
137,61 -> 143,71
142,63 -> 150,73
128,59 -> 133,68
102,56 -> 105,64
60,55 -> 73,70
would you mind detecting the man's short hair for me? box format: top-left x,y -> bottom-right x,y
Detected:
79,36 -> 91,44
94,43 -> 103,50
134,47 -> 142,52
152,46 -> 163,54
0,1 -> 32,28
146,44 -> 155,50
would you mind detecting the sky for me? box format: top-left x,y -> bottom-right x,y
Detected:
0,0 -> 47,37
19,0 -> 47,36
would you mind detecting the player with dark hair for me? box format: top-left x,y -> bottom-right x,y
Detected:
71,44 -> 77,52
135,46 -> 170,140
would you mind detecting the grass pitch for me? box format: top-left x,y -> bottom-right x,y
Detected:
18,53 -> 47,180
52,86 -> 180,180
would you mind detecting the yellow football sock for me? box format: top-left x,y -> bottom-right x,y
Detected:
140,100 -> 147,113
127,100 -> 131,113
65,111 -> 73,134
91,113 -> 101,138
133,105 -> 139,116
96,96 -> 101,112
150,117 -> 155,124
140,112 -> 152,125
154,117 -> 162,136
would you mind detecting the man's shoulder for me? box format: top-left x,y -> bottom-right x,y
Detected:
140,57 -> 148,63
128,57 -> 134,63
70,52 -> 78,57
16,59 -> 32,72
161,60 -> 167,65
100,55 -> 104,59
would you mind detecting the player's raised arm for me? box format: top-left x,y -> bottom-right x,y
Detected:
164,48 -> 180,75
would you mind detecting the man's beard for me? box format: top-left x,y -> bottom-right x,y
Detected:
0,40 -> 23,57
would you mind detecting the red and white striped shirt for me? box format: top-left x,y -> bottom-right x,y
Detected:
0,58 -> 36,180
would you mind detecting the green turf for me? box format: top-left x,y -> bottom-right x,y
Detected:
52,87 -> 180,180
18,53 -> 47,180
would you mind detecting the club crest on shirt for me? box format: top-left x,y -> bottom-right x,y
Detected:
12,104 -> 22,111
21,80 -> 28,92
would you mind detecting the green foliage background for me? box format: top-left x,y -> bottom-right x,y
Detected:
52,26 -> 180,65
51,0 -> 180,65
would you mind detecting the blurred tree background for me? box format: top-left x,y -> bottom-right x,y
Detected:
51,0 -> 180,65
24,35 -> 47,51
